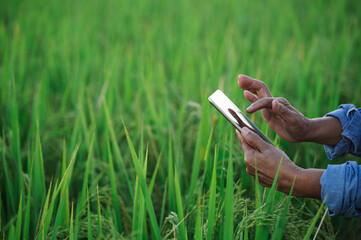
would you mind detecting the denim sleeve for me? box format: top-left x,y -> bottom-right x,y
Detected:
320,161 -> 361,218
324,104 -> 361,160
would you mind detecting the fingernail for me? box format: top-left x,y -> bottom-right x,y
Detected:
242,127 -> 250,135
276,100 -> 283,109
274,100 -> 279,107
246,106 -> 251,111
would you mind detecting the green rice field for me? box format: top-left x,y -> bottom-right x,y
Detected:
1,0 -> 361,239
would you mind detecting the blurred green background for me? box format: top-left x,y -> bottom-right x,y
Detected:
1,0 -> 361,239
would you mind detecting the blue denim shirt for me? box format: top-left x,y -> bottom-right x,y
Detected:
320,104 -> 361,218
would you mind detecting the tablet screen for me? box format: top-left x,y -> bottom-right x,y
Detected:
208,89 -> 274,145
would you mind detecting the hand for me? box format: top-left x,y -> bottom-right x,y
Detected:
236,127 -> 300,192
236,127 -> 323,199
237,74 -> 312,142
237,74 -> 343,145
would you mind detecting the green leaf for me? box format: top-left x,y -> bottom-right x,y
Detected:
302,202 -> 325,240
195,197 -> 203,240
15,193 -> 22,240
107,138 -> 123,234
122,118 -> 162,240
103,99 -> 133,198
206,146 -> 218,240
96,185 -> 103,238
70,203 -> 74,240
223,134 -> 234,239
271,179 -> 295,240
87,187 -> 93,240
174,168 -> 188,240
259,156 -> 284,239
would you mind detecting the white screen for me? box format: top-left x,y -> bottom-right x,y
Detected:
208,90 -> 253,129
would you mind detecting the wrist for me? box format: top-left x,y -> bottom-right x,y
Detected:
292,168 -> 324,199
303,118 -> 317,142
277,161 -> 303,194
289,117 -> 315,143
304,117 -> 342,145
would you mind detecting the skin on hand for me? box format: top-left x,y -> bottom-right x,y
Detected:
237,74 -> 313,143
237,127 -> 323,199
235,74 -> 342,199
237,74 -> 343,145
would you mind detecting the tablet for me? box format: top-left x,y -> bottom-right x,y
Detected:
208,89 -> 274,145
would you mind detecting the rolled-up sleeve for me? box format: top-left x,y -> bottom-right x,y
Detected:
321,104 -> 361,218
324,104 -> 361,160
320,161 -> 361,218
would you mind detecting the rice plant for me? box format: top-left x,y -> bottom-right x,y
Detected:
1,0 -> 360,239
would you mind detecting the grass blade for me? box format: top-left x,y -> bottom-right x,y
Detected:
36,144 -> 80,239
259,156 -> 284,239
206,146 -> 218,240
254,156 -> 262,239
15,193 -> 22,240
122,119 -> 162,240
103,99 -> 134,199
74,135 -> 95,237
174,168 -> 188,240
159,181 -> 167,229
87,186 -> 93,240
271,179 -> 295,240
302,202 -> 325,240
0,139 -> 16,214
96,185 -> 103,238
195,197 -> 203,240
223,134 -> 234,240
137,149 -> 148,240
132,174 -> 140,239
70,202 -> 74,240
167,137 -> 176,212
107,138 -> 123,234
188,97 -> 210,206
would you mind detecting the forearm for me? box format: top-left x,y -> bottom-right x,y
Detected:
293,168 -> 324,199
278,166 -> 324,199
305,116 -> 342,146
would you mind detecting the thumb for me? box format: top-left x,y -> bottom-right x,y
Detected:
241,127 -> 267,151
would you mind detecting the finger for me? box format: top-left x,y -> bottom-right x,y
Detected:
236,130 -> 252,153
229,109 -> 248,128
244,90 -> 258,103
246,167 -> 254,177
246,97 -> 275,113
272,98 -> 297,124
241,127 -> 269,151
237,74 -> 272,98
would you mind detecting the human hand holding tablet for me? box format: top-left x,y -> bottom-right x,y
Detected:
208,79 -> 324,201
208,89 -> 274,146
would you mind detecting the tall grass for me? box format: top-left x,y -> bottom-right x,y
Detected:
1,0 -> 361,239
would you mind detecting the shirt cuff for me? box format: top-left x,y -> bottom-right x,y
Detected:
324,104 -> 361,160
320,161 -> 361,218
